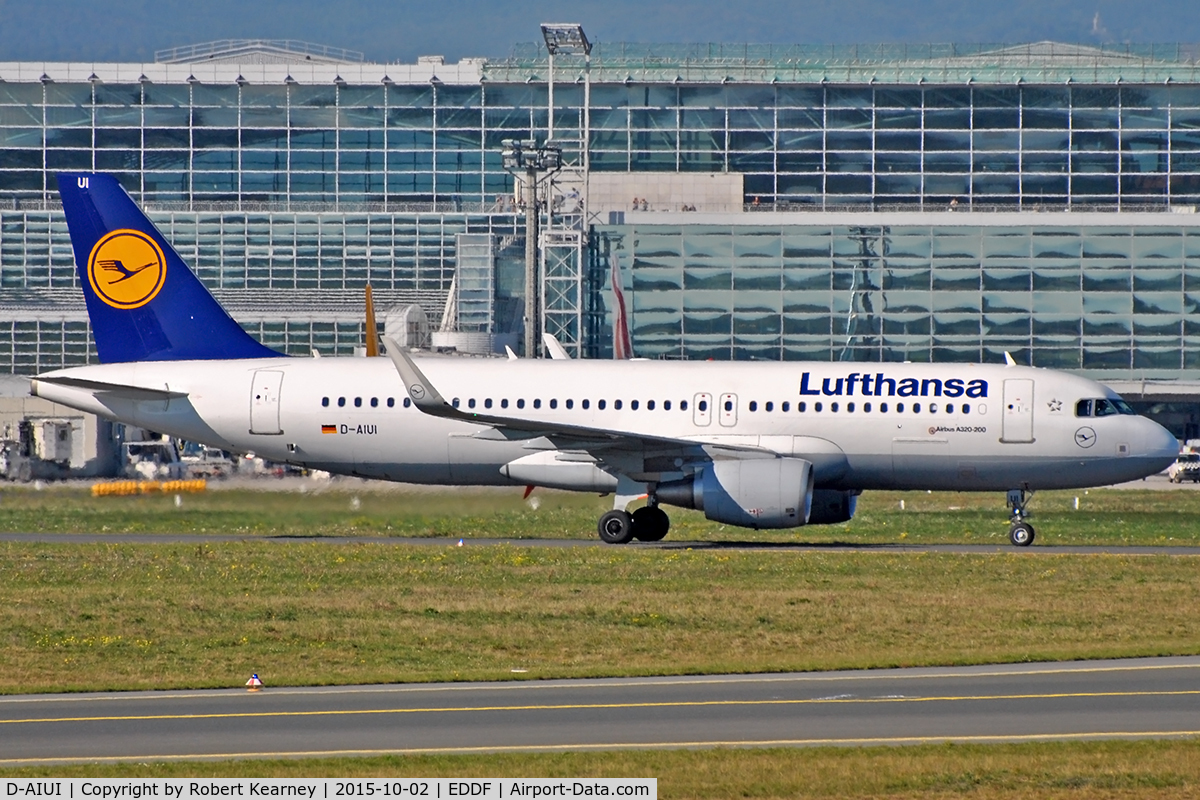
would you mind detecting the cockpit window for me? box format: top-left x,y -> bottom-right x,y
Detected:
1077,397 -> 1137,417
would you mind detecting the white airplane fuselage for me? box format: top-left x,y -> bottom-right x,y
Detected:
33,356 -> 1178,493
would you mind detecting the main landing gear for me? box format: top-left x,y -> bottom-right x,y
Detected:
597,502 -> 671,544
1007,487 -> 1035,547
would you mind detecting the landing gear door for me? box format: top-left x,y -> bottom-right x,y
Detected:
1001,378 -> 1034,443
693,393 -> 712,427
250,370 -> 284,435
719,393 -> 738,427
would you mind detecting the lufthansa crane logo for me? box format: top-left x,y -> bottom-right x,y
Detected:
86,229 -> 166,310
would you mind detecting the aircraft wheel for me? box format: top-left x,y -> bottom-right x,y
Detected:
632,506 -> 670,542
598,510 -> 635,544
1009,522 -> 1035,547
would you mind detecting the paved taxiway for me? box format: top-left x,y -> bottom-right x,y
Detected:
2,657 -> 1198,765
4,532 -> 1200,554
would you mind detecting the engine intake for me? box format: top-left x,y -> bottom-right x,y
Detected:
656,457 -> 815,529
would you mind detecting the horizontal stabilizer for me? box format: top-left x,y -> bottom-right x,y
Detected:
32,376 -> 188,401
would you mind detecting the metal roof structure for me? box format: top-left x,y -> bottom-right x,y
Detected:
154,39 -> 365,65
484,40 -> 1200,84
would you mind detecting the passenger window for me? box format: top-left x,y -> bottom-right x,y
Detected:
615,399 -> 623,410
1075,399 -> 1093,417
338,397 -> 346,407
897,402 -> 904,412
566,399 -> 574,409
698,400 -> 707,412
468,398 -> 476,409
680,400 -> 687,411
944,403 -> 953,413
798,401 -> 806,412
864,402 -> 871,412
403,397 -> 411,408
321,397 -> 329,407
485,398 -> 493,409
598,400 -> 606,410
371,397 -> 379,408
452,398 -> 460,408
847,402 -> 855,413
501,399 -> 509,409
723,400 -> 733,412
815,402 -> 823,412
387,397 -> 395,408
647,400 -> 655,410
929,403 -> 938,413
749,401 -> 758,412
631,400 -> 639,410
913,402 -> 921,413
831,402 -> 839,412
354,397 -> 362,407
582,399 -> 590,409
533,399 -> 541,409
881,402 -> 888,412
781,401 -> 790,412
962,404 -> 970,414
765,401 -> 773,412
549,399 -> 557,409
517,399 -> 525,409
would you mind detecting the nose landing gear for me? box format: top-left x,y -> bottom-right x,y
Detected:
1007,488 -> 1035,547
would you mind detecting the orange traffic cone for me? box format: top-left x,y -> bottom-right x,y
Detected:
246,673 -> 263,692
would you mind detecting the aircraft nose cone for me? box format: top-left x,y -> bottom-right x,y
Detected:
1142,418 -> 1180,463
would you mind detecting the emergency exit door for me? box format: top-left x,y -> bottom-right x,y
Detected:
1001,378 -> 1034,443
250,370 -> 284,435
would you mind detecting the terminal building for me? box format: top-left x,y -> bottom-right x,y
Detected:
3,36 -> 1200,431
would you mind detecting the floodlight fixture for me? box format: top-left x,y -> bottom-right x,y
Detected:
540,23 -> 591,56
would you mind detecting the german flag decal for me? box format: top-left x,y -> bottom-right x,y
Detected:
321,425 -> 337,434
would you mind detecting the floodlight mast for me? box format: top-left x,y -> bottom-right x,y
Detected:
501,138 -> 562,357
540,23 -> 591,142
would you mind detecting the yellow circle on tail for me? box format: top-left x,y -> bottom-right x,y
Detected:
87,229 -> 167,309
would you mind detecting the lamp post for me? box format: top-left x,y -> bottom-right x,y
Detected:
501,139 -> 562,357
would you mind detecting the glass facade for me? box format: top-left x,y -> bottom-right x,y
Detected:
2,41 -> 1200,379
594,217 -> 1200,377
0,208 -> 518,371
5,74 -> 1200,210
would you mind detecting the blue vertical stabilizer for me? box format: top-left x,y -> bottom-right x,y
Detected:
56,173 -> 281,363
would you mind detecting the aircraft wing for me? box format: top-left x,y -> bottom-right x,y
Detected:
381,338 -> 773,474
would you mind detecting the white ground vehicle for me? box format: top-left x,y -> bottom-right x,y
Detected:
1168,452 -> 1200,483
180,442 -> 234,478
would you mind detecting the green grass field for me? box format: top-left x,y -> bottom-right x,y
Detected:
4,741 -> 1200,799
4,484 -> 1200,792
2,482 -> 1200,545
4,540 -> 1199,693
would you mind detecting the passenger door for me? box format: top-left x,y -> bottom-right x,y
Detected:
693,392 -> 712,426
1001,378 -> 1034,443
249,370 -> 284,435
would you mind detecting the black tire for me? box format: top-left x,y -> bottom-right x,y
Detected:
598,509 -> 635,544
1009,522 -> 1035,547
632,506 -> 671,542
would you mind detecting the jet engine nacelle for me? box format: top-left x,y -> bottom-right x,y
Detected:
656,457 -> 814,529
807,489 -> 859,525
